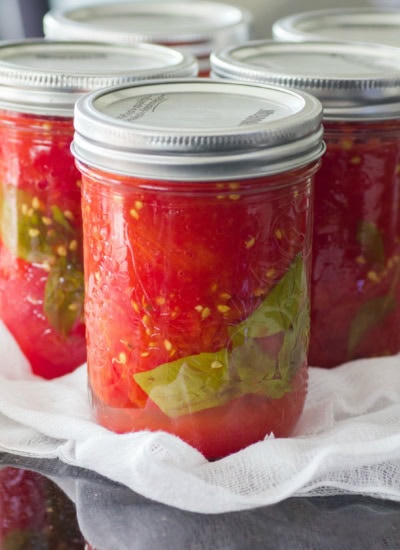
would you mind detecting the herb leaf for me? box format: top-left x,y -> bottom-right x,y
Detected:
348,294 -> 396,358
134,255 -> 308,417
134,340 -> 289,418
357,220 -> 385,268
44,261 -> 84,336
229,253 -> 305,343
0,184 -> 84,336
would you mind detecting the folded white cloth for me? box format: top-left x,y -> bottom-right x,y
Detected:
0,321 -> 400,514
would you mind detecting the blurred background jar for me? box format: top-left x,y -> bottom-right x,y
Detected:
272,6 -> 400,44
44,0 -> 382,41
43,0 -> 253,75
72,78 -> 324,458
0,40 -> 197,379
211,40 -> 400,367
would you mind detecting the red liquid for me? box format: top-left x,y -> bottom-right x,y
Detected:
0,110 -> 86,378
310,120 -> 400,367
79,164 -> 318,459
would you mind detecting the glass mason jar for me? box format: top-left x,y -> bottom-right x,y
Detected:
272,7 -> 400,45
43,0 -> 253,76
0,40 -> 197,379
72,78 -> 324,459
211,40 -> 400,367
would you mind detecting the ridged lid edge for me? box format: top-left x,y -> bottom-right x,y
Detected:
210,40 -> 400,120
72,78 -> 324,180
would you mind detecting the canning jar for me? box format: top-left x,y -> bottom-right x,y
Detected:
43,1 -> 253,76
0,40 -> 197,379
211,40 -> 400,367
272,7 -> 400,45
72,78 -> 324,458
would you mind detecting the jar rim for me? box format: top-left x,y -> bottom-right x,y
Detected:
210,40 -> 400,121
72,78 -> 325,180
0,39 -> 198,117
43,1 -> 253,58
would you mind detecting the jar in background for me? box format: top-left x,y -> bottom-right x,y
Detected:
0,466 -> 83,547
72,78 -> 324,458
211,40 -> 400,367
271,7 -> 400,45
0,40 -> 197,379
43,1 -> 253,76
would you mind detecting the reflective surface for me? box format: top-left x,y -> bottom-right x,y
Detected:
1,452 -> 400,549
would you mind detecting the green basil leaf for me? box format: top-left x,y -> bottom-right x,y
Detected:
0,185 -> 76,263
0,185 -> 51,263
232,339 -> 292,399
357,220 -> 385,267
134,339 -> 288,417
134,349 -> 231,417
348,294 -> 396,358
44,261 -> 84,337
51,205 -> 73,233
135,255 -> 307,417
229,253 -> 305,342
0,185 -> 84,336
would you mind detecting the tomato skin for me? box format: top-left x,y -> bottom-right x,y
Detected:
309,120 -> 400,368
79,162 -> 316,459
0,110 -> 86,379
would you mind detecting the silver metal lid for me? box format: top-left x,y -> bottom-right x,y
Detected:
43,1 -> 253,72
72,78 -> 324,181
272,7 -> 400,45
211,40 -> 400,121
0,39 -> 197,116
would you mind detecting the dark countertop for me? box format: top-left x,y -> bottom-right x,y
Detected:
1,452 -> 400,549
